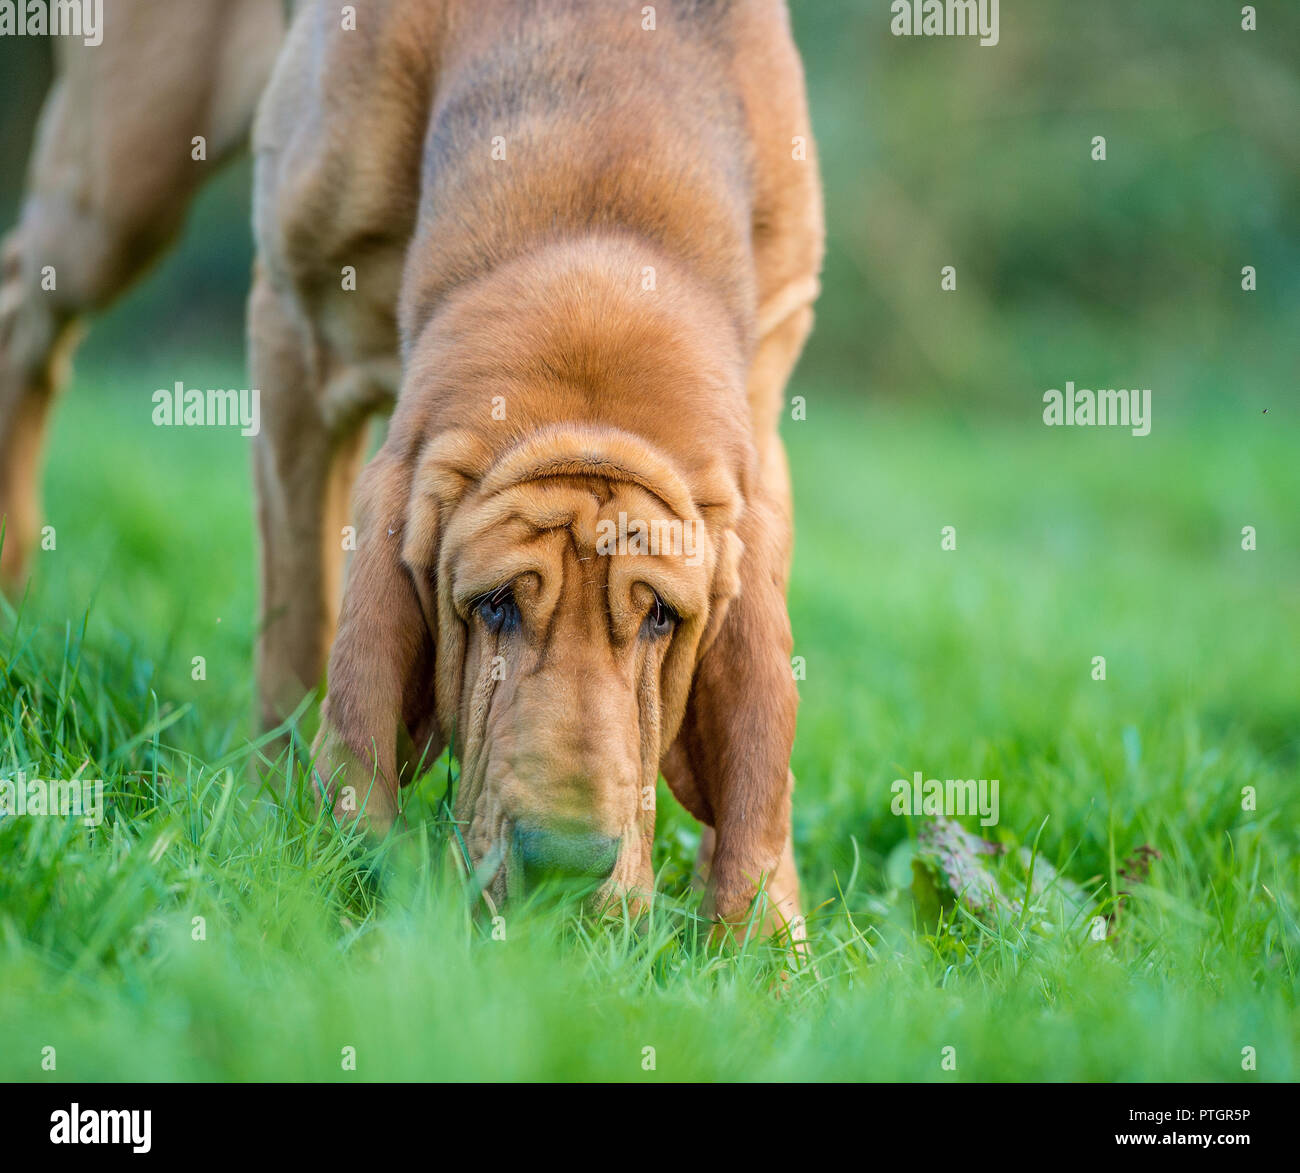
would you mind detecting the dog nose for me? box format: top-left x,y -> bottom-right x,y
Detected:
512,824 -> 620,881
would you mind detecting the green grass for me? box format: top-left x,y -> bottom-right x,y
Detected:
1,365 -> 1296,1081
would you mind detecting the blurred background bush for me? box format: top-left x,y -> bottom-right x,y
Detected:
2,0 -> 1296,414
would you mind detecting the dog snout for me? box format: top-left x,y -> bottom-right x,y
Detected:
512,822 -> 620,882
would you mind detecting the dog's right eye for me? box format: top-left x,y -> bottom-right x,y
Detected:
477,584 -> 519,634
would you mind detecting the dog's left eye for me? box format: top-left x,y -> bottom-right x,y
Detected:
477,584 -> 519,634
644,594 -> 679,639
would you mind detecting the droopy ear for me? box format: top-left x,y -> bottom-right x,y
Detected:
674,495 -> 797,925
312,446 -> 439,834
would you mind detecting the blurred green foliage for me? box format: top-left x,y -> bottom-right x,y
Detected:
793,0 -> 1300,408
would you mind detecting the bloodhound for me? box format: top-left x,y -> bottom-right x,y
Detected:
0,0 -> 285,591
0,0 -> 824,939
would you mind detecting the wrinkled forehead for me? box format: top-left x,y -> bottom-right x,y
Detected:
441,475 -> 716,620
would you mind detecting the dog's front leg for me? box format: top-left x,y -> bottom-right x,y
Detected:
248,269 -> 375,731
690,813 -> 803,945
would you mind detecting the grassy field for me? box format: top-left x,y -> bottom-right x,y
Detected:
0,364 -> 1296,1082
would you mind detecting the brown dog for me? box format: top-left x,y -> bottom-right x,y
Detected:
2,0 -> 823,938
0,0 -> 285,591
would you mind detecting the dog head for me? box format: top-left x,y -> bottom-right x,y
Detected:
315,422 -> 743,906
311,238 -> 775,909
